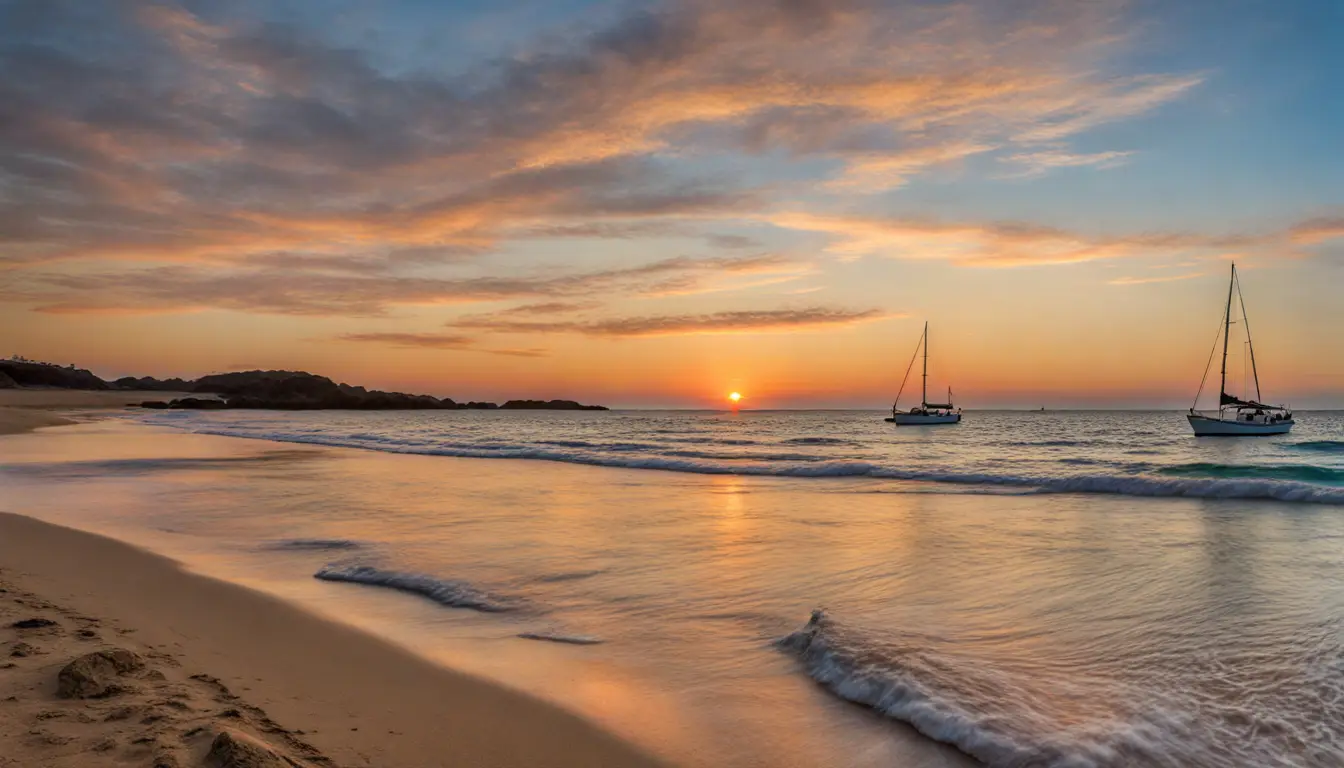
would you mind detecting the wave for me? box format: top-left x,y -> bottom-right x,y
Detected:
1288,440 -> 1344,454
144,422 -> 1344,505
778,610 -> 1330,767
1159,462 -> 1344,485
517,631 -> 604,645
265,538 -> 365,551
780,437 -> 858,446
313,564 -> 520,613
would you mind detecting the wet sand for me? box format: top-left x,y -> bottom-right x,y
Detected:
0,511 -> 665,768
0,389 -> 194,436
0,408 -> 75,435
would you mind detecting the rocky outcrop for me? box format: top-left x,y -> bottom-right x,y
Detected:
193,370 -> 338,398
188,370 -> 459,410
112,376 -> 191,391
4,360 -> 609,410
0,360 -> 109,390
206,729 -> 295,768
500,399 -> 608,411
56,649 -> 145,698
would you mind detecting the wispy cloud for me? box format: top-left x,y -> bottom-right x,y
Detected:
338,332 -> 476,349
454,307 -> 893,337
1290,217 -> 1344,245
337,332 -> 548,358
493,301 -> 602,316
0,0 -> 1205,281
766,212 -> 1274,267
8,254 -> 795,316
1001,147 -> 1134,177
1108,272 -> 1205,286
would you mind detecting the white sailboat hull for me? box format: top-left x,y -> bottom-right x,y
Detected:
886,412 -> 962,425
1187,414 -> 1293,436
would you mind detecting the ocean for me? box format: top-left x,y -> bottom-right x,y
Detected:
3,409 -> 1343,767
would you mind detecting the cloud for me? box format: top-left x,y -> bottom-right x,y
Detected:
826,143 -> 996,192
493,301 -> 601,316
338,332 -> 476,349
1001,147 -> 1134,177
0,0 -> 1204,277
704,234 -> 761,250
454,306 -> 892,337
1108,272 -> 1205,286
1290,217 -> 1344,245
8,253 -> 794,316
766,212 -> 1268,267
337,332 -> 547,357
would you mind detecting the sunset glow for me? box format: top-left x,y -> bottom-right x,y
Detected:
729,392 -> 743,404
0,1 -> 1340,407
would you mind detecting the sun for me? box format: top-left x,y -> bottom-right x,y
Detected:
728,392 -> 742,403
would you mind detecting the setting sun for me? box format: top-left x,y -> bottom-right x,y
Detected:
728,392 -> 742,403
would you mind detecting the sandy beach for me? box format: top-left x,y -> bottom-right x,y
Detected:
0,408 -> 75,435
0,389 -> 195,436
0,510 -> 664,768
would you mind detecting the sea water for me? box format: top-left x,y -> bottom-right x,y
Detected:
2,409 -> 1343,767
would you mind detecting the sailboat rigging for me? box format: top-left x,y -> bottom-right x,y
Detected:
1187,264 -> 1293,436
885,322 -> 962,425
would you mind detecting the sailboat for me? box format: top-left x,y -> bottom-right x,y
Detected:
885,322 -> 962,425
1187,263 -> 1293,436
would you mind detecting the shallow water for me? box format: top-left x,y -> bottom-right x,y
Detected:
3,411 -> 1343,767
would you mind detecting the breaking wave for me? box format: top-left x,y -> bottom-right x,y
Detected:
313,564 -> 520,613
1288,440 -> 1344,454
779,610 -> 1344,767
1159,462 -> 1344,484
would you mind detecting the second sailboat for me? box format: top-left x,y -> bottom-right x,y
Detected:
886,322 -> 962,425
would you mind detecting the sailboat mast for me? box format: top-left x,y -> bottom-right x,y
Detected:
1236,271 -> 1263,401
922,321 -> 928,407
1218,263 -> 1235,404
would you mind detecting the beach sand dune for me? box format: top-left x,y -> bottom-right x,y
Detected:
0,512 -> 665,768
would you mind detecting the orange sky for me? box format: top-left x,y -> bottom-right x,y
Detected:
2,0 -> 1342,408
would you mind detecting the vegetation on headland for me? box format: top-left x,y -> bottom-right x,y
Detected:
0,359 -> 607,411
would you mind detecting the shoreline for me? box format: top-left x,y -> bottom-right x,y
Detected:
0,390 -> 196,436
0,511 -> 666,768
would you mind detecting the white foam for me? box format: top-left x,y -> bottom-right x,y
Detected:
778,611 -> 1341,768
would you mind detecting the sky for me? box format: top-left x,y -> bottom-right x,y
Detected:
1,0 -> 1341,408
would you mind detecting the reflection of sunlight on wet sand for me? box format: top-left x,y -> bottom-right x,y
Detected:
712,475 -> 749,543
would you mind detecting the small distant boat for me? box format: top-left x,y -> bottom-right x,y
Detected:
1187,264 -> 1293,436
885,322 -> 962,425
